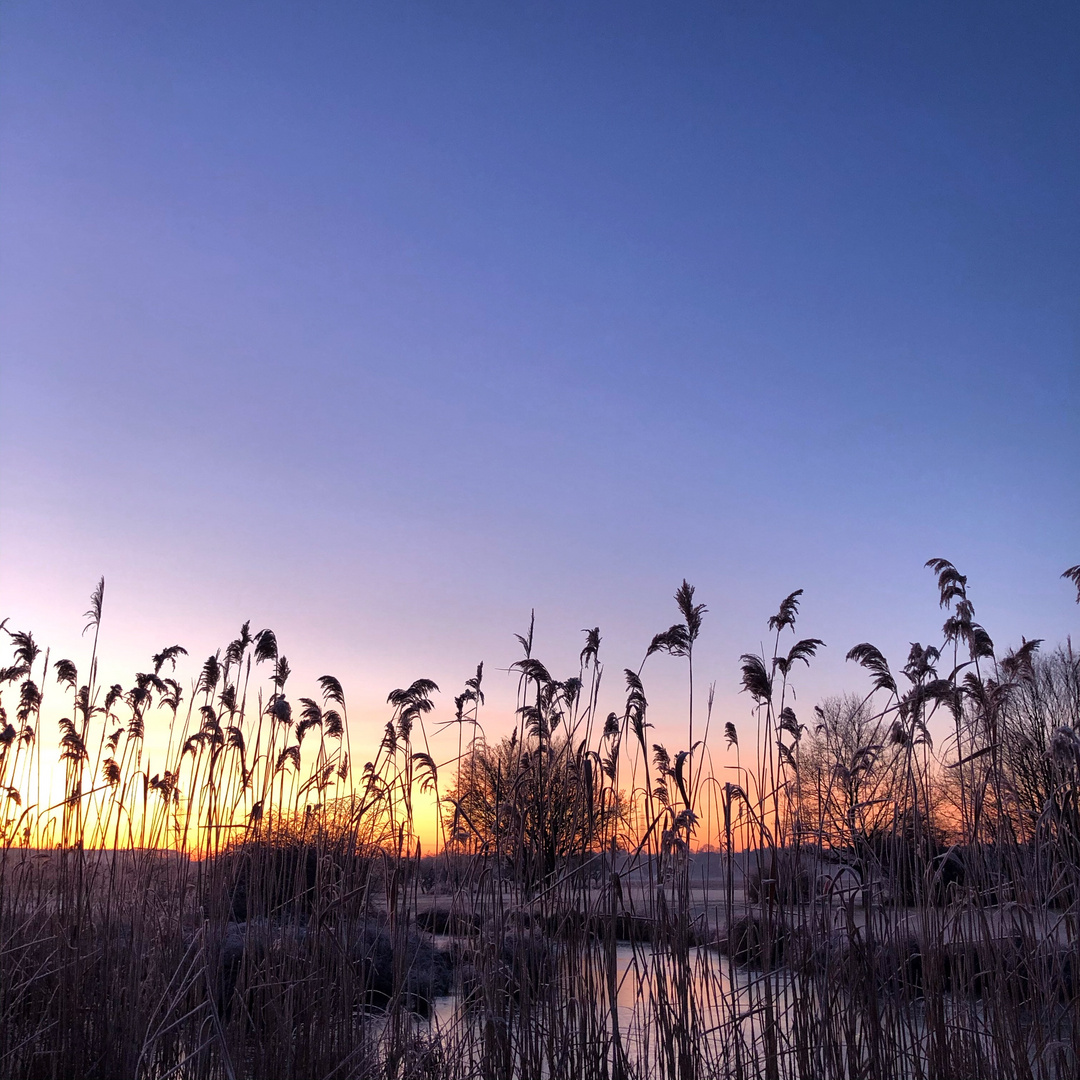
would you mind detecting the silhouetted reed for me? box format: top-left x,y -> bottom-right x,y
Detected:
0,561 -> 1077,1077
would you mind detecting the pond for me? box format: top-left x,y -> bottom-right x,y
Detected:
419,934 -> 1075,1080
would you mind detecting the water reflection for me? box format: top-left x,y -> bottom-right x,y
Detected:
420,936 -> 1043,1080
426,940 -> 799,1077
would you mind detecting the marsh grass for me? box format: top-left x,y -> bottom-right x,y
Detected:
1,562 -> 1078,1078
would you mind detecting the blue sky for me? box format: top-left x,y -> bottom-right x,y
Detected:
1,1 -> 1077,766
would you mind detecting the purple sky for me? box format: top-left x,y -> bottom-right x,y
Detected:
2,2 -> 1077,786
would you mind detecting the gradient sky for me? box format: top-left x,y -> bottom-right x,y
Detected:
1,1 -> 1078,793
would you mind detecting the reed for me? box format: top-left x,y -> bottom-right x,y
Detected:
0,561 -> 1077,1078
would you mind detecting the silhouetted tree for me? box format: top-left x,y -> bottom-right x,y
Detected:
444,732 -> 622,888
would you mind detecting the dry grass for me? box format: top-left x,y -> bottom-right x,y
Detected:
0,562 -> 1078,1078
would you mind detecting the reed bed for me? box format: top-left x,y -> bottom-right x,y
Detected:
1,561 -> 1078,1079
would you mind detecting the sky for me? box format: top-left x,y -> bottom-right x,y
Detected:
1,1 -> 1078,820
